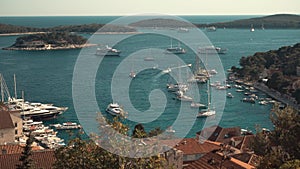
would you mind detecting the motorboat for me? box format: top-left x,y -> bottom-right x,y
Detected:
226,93 -> 234,98
167,83 -> 188,93
51,122 -> 82,130
190,102 -> 206,108
197,109 -> 216,118
206,26 -> 216,32
106,103 -> 125,116
198,46 -> 227,54
175,90 -> 193,102
129,71 -> 136,78
95,45 -> 121,56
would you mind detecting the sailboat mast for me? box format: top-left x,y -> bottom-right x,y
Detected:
14,74 -> 17,99
205,48 -> 211,110
0,74 -> 4,102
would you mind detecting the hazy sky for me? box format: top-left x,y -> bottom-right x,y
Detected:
1,0 -> 300,16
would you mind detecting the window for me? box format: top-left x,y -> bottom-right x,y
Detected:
15,129 -> 18,135
15,122 -> 18,127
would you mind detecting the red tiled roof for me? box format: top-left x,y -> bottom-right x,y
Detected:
0,144 -> 24,154
0,110 -> 14,129
0,150 -> 55,169
161,138 -> 220,155
184,151 -> 254,169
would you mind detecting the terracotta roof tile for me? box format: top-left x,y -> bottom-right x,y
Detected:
161,138 -> 220,155
0,150 -> 55,169
184,151 -> 255,169
0,144 -> 24,154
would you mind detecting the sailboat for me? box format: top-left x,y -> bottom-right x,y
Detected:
129,61 -> 136,78
197,51 -> 216,118
165,39 -> 186,54
197,79 -> 216,118
250,24 -> 255,32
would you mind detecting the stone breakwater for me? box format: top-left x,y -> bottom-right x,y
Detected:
2,43 -> 97,51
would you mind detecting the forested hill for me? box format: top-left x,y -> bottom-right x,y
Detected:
0,23 -> 137,34
198,14 -> 300,29
232,43 -> 300,103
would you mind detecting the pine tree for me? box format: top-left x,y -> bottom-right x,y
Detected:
16,133 -> 34,169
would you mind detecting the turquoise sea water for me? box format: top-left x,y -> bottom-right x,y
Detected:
0,16 -> 300,140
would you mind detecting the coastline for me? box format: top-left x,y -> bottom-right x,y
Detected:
2,43 -> 97,51
233,78 -> 300,111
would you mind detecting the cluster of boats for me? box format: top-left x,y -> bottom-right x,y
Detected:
228,83 -> 277,105
21,119 -> 65,149
95,41 -> 226,57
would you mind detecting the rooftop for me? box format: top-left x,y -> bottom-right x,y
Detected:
184,151 -> 255,169
161,138 -> 220,155
0,150 -> 55,169
0,110 -> 14,129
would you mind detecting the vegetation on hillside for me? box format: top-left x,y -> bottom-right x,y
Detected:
232,43 -> 300,103
54,116 -> 168,169
129,18 -> 194,28
15,32 -> 87,45
0,23 -> 137,34
197,14 -> 300,29
251,105 -> 300,169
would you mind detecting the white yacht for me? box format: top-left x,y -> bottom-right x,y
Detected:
8,97 -> 68,120
106,103 -> 125,116
95,45 -> 121,56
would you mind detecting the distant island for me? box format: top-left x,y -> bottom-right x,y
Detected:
1,24 -> 138,50
197,14 -> 300,29
230,43 -> 300,108
128,14 -> 300,29
2,32 -> 93,50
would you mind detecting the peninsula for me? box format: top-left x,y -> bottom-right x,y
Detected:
230,43 -> 300,110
